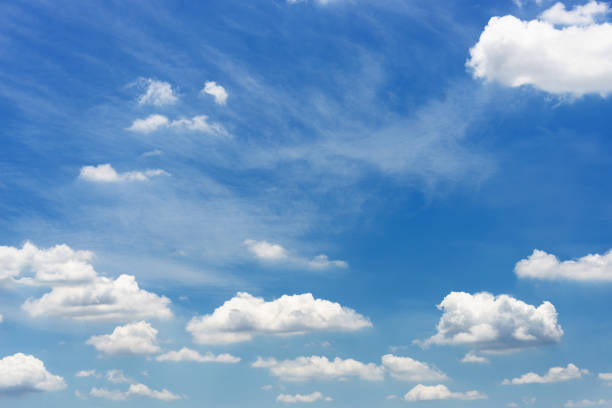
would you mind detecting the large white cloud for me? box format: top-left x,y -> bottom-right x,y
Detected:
79,164 -> 167,183
420,292 -> 563,352
0,242 -> 172,321
86,321 -> 161,355
252,356 -> 384,382
381,354 -> 447,382
243,239 -> 348,269
186,292 -> 370,344
0,353 -> 66,395
90,383 -> 180,401
138,78 -> 178,106
201,81 -> 228,105
540,1 -> 610,26
403,384 -> 487,402
467,3 -> 612,96
277,391 -> 332,403
156,347 -> 240,363
503,363 -> 588,385
515,249 -> 612,282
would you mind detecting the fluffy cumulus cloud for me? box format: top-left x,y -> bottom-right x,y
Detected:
0,353 -> 66,395
252,356 -> 384,382
461,351 -> 489,364
138,78 -> 178,106
244,239 -> 348,269
420,291 -> 563,352
381,354 -> 447,382
128,114 -> 227,136
201,81 -> 228,105
86,321 -> 161,355
90,383 -> 180,401
0,242 -> 172,321
277,392 -> 332,403
467,2 -> 612,96
106,369 -> 131,384
156,347 -> 240,363
186,292 -> 371,344
502,363 -> 588,385
79,164 -> 167,183
403,384 -> 487,402
515,249 -> 612,282
565,400 -> 612,408
75,369 -> 99,378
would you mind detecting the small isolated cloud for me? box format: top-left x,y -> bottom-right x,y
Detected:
252,356 -> 384,382
1,242 -> 172,321
0,353 -> 66,395
515,249 -> 612,282
277,391 -> 332,403
86,321 -> 161,356
502,363 -> 588,385
138,79 -> 178,106
262,385 -> 273,391
467,4 -> 612,96
403,384 -> 487,402
128,114 -> 227,136
106,369 -> 131,384
565,399 -> 612,408
75,370 -> 99,378
244,239 -> 348,270
90,383 -> 180,401
79,164 -> 167,183
461,351 -> 489,364
187,292 -> 371,344
201,81 -> 228,105
419,291 -> 563,352
156,347 -> 240,363
599,372 -> 612,385
381,354 -> 447,382
541,1 -> 610,26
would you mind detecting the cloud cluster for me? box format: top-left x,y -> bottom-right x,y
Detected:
156,347 -> 240,363
502,363 -> 588,385
1,242 -> 172,321
90,383 -> 180,401
138,79 -> 178,106
381,354 -> 447,382
244,239 -> 348,269
420,291 -> 563,352
467,3 -> 612,96
86,321 -> 161,355
79,164 -> 167,183
201,81 -> 228,105
403,384 -> 486,402
0,353 -> 66,395
128,114 -> 227,136
252,356 -> 384,382
276,391 -> 332,403
515,249 -> 612,282
187,292 -> 370,344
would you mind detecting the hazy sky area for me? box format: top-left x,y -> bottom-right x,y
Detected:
1,1 -> 612,407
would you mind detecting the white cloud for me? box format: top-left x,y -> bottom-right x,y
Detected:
277,391 -> 332,403
90,383 -> 180,401
138,79 -> 178,106
201,81 -> 228,105
420,291 -> 563,352
565,400 -> 612,408
541,1 -> 610,26
106,369 -> 131,384
127,114 -> 169,133
128,114 -> 227,136
252,356 -> 384,382
187,292 -> 370,344
515,249 -> 612,282
156,347 -> 240,363
86,321 -> 161,355
262,384 -> 273,391
403,384 -> 487,402
79,164 -> 168,183
381,354 -> 447,382
461,351 -> 489,364
0,353 -> 66,395
75,370 -> 99,378
467,10 -> 612,96
244,239 -> 348,269
0,242 -> 172,321
599,372 -> 612,384
503,363 -> 588,385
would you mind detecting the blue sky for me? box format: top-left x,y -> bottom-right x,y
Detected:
1,0 -> 612,407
